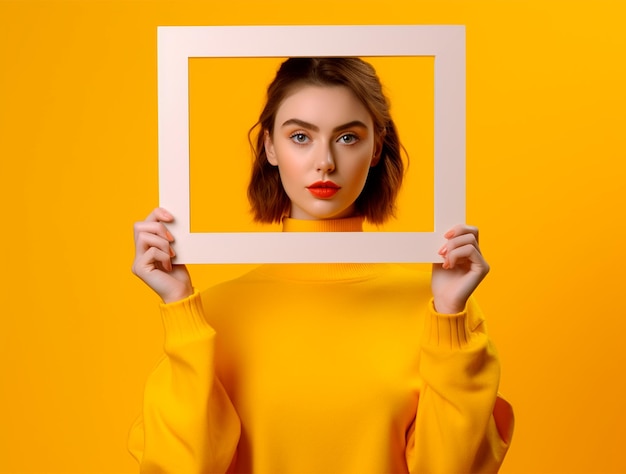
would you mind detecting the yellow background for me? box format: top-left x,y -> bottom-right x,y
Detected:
1,1 -> 625,472
189,55 -> 434,233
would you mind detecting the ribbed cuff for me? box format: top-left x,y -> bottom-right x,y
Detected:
160,289 -> 214,348
423,298 -> 475,350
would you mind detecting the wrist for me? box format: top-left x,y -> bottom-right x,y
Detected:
432,298 -> 465,315
162,287 -> 194,304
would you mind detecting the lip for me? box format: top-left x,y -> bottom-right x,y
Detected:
306,181 -> 340,198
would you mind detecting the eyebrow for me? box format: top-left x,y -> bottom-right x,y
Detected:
281,118 -> 369,133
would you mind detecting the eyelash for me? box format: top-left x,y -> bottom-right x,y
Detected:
338,133 -> 359,145
289,132 -> 309,144
288,132 -> 360,145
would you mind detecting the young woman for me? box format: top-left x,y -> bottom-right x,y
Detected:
129,58 -> 513,473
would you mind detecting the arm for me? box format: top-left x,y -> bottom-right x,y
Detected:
128,291 -> 241,472
405,298 -> 514,473
404,225 -> 514,472
129,208 -> 240,471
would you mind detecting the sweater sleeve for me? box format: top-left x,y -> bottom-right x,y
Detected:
128,290 -> 241,473
406,298 -> 514,473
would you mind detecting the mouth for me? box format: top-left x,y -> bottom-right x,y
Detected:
306,181 -> 340,198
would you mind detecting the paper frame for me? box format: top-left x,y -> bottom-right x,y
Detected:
158,25 -> 465,263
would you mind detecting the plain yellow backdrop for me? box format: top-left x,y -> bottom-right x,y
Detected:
1,1 -> 625,473
189,55 -> 434,233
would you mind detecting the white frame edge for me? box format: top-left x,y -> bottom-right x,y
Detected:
157,25 -> 466,263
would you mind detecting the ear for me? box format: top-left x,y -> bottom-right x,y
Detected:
265,130 -> 278,166
370,141 -> 382,167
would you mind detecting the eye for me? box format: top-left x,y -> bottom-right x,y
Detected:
338,133 -> 359,145
289,132 -> 309,144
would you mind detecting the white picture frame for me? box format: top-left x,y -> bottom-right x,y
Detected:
158,25 -> 465,263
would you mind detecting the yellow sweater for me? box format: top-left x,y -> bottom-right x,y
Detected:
129,217 -> 513,473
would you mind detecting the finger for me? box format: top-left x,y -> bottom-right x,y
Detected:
444,224 -> 479,242
445,243 -> 489,273
136,231 -> 175,258
133,246 -> 173,275
438,232 -> 479,257
143,246 -> 174,272
144,207 -> 174,223
133,220 -> 175,243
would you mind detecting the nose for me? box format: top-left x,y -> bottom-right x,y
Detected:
316,147 -> 335,174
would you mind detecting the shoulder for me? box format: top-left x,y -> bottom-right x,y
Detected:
199,266 -> 266,307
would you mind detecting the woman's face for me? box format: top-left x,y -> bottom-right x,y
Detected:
265,85 -> 379,220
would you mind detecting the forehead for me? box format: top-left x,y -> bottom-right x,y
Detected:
275,85 -> 372,126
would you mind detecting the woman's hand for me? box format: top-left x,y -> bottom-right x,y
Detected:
132,208 -> 193,304
431,225 -> 490,314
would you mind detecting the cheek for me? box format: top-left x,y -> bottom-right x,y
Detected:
275,156 -> 304,188
349,156 -> 375,184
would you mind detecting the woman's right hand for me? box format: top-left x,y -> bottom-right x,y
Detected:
132,208 -> 193,304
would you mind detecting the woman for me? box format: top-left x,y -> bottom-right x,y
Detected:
129,58 -> 514,473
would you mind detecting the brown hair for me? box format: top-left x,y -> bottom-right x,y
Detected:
247,58 -> 405,224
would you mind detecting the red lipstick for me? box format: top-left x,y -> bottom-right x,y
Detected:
307,181 -> 340,198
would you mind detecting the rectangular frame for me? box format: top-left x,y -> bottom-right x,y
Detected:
158,25 -> 465,263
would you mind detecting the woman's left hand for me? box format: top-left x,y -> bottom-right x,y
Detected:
431,225 -> 490,314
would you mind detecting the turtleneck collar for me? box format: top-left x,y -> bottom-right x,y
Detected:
281,216 -> 364,232
251,216 -> 390,282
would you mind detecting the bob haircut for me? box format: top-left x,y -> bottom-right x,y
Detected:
248,57 -> 405,225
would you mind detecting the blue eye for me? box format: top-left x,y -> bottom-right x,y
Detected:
338,133 -> 359,145
290,133 -> 309,144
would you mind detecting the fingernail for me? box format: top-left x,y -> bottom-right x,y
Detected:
438,245 -> 447,255
169,246 -> 176,257
444,230 -> 455,239
166,231 -> 174,241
